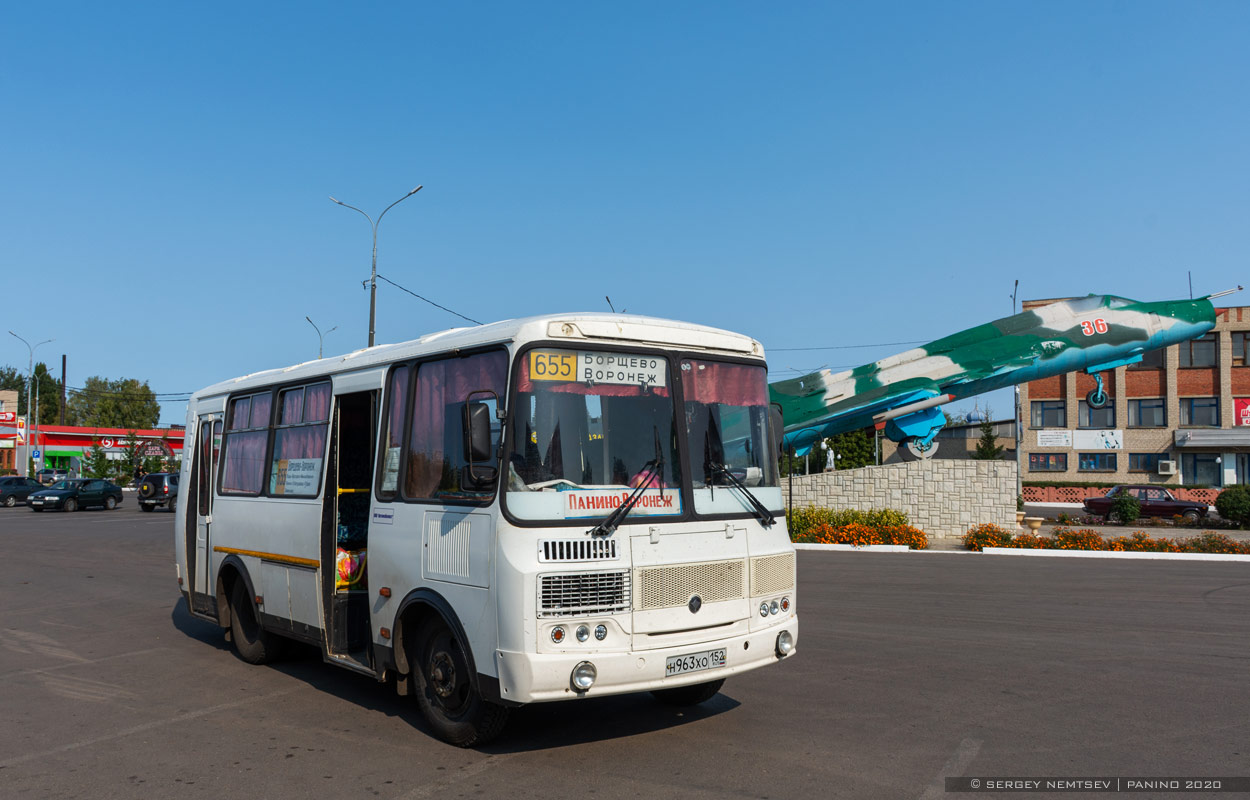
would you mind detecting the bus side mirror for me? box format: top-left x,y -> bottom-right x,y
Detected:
769,404 -> 784,457
463,401 -> 493,464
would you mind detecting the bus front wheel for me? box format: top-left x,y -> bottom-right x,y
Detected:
651,678 -> 726,706
229,580 -> 282,665
413,618 -> 509,747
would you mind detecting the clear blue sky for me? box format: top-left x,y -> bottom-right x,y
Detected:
3,2 -> 1247,426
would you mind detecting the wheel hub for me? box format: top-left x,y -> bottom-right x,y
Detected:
430,651 -> 457,699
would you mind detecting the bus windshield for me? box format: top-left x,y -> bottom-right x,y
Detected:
680,358 -> 782,515
506,348 -> 682,522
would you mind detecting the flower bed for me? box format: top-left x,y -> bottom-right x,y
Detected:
787,507 -> 928,549
961,524 -> 1250,554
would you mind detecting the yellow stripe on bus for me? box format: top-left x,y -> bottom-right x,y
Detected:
213,546 -> 320,569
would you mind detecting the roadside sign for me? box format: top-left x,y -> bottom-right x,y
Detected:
32,450 -> 40,459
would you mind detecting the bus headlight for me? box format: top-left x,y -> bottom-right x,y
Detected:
594,624 -> 607,641
571,661 -> 597,691
575,625 -> 590,643
769,600 -> 780,615
776,630 -> 794,657
759,602 -> 769,618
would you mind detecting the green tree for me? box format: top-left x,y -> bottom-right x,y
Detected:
83,440 -> 112,479
971,419 -> 1005,460
829,429 -> 874,470
65,376 -> 160,429
1215,485 -> 1250,528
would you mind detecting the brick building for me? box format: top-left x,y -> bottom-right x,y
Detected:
1020,300 -> 1250,487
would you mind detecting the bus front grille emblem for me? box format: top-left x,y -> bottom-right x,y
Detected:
688,595 -> 702,614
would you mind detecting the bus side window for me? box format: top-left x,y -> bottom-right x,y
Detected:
377,366 -> 410,500
404,350 -> 507,502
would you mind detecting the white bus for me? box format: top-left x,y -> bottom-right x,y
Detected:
175,313 -> 797,746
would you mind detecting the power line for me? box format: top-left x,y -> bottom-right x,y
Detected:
375,274 -> 482,325
767,340 -> 928,352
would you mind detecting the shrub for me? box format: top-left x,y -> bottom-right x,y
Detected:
787,507 -> 909,539
1008,531 -> 1054,549
1108,532 -> 1180,552
1181,532 -> 1249,554
1109,492 -> 1140,524
1215,485 -> 1250,529
802,522 -> 929,549
962,523 -> 1013,551
1052,527 -> 1109,550
1056,512 -> 1072,525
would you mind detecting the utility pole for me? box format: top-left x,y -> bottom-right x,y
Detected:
60,354 -> 66,425
329,186 -> 423,347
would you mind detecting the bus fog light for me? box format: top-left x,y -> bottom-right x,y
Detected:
551,626 -> 566,644
769,600 -> 780,615
571,661 -> 597,691
576,625 -> 590,642
776,630 -> 794,656
759,602 -> 769,618
594,624 -> 607,641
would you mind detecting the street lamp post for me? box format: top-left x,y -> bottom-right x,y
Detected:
305,316 -> 338,360
9,331 -> 53,479
329,185 -> 423,347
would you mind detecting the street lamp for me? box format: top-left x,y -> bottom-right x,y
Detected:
329,185 -> 423,347
9,331 -> 53,479
305,316 -> 338,360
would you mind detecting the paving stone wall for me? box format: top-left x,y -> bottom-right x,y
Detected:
783,459 -> 1018,540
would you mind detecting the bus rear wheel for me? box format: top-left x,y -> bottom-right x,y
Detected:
413,618 -> 509,747
229,580 -> 282,664
651,678 -> 726,706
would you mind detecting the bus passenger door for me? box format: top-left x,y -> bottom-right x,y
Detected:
193,417 -> 222,601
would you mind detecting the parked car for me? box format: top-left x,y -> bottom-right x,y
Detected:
28,479 -> 124,512
35,468 -> 70,485
137,472 -> 179,512
0,476 -> 44,507
1082,485 -> 1208,522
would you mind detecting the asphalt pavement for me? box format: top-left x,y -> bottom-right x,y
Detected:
1,503 -> 1247,799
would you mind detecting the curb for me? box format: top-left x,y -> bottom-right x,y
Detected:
793,544 -> 912,553
981,547 -> 1250,562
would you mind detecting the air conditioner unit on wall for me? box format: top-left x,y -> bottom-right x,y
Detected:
1158,460 -> 1177,476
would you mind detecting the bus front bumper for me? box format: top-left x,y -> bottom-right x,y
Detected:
492,617 -> 797,704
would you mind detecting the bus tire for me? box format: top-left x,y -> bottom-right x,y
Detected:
413,618 -> 509,747
651,678 -> 725,707
229,580 -> 282,665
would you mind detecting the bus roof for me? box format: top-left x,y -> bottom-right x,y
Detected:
191,312 -> 765,400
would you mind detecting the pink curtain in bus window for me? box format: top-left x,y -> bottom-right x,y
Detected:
281,389 -> 304,425
406,352 -> 506,498
222,430 -> 267,493
251,393 -> 273,428
516,356 -> 669,397
229,397 -> 251,431
387,367 -> 409,448
680,361 -> 767,407
275,426 -> 327,461
305,383 -> 331,422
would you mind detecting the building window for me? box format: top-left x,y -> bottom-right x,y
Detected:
1178,333 -> 1217,368
1233,332 -> 1250,367
1127,398 -> 1166,427
1181,453 -> 1221,486
1129,348 -> 1164,369
1129,452 -> 1167,472
1078,452 -> 1117,471
1179,397 -> 1220,427
1030,400 -> 1066,428
1078,399 -> 1115,429
1028,453 -> 1067,471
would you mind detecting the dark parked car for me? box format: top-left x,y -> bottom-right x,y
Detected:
35,468 -> 70,485
28,479 -> 124,512
1082,485 -> 1208,522
0,476 -> 44,507
137,472 -> 179,512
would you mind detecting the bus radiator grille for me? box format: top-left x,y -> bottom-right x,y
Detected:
634,559 -> 745,611
749,552 -> 796,597
538,539 -> 619,563
538,570 -> 631,618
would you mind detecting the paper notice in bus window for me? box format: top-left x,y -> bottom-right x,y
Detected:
271,458 -> 322,495
381,447 -> 401,492
530,350 -> 667,388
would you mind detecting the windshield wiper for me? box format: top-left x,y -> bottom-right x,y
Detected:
587,457 -> 662,537
707,462 -> 776,527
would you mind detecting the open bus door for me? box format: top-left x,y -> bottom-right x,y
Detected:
188,415 -> 221,614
